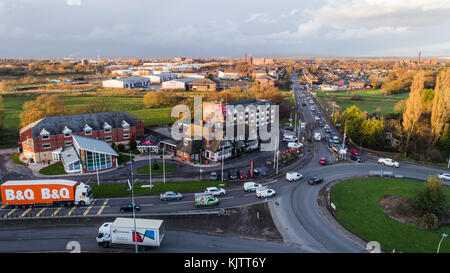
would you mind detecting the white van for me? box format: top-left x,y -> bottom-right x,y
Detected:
256,188 -> 276,198
286,171 -> 303,182
243,182 -> 263,192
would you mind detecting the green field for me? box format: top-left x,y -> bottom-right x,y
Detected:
315,89 -> 409,116
90,180 -> 227,198
331,178 -> 450,253
0,95 -> 175,148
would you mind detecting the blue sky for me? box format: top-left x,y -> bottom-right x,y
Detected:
0,0 -> 449,58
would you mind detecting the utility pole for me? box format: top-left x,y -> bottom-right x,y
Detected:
128,154 -> 138,254
163,144 -> 166,184
148,147 -> 152,189
221,145 -> 224,182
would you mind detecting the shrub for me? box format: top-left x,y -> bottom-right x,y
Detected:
420,213 -> 439,230
413,175 -> 448,217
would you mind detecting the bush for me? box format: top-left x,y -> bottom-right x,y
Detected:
152,162 -> 160,170
413,175 -> 448,217
118,143 -> 125,152
429,149 -> 442,163
420,213 -> 439,230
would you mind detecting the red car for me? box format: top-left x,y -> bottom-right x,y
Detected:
319,157 -> 327,165
239,170 -> 248,179
349,148 -> 361,156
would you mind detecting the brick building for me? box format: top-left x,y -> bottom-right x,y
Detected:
19,111 -> 144,164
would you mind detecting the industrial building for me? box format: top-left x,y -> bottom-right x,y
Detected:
102,77 -> 150,89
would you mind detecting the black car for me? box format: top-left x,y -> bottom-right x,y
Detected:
120,203 -> 141,212
349,154 -> 362,162
308,177 -> 323,185
318,121 -> 324,127
229,170 -> 238,180
221,171 -> 229,181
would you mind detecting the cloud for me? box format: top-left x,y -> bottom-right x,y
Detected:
246,13 -> 278,24
67,0 -> 81,6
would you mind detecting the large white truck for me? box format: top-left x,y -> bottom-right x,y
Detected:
96,217 -> 164,248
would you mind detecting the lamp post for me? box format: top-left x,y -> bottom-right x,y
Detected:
437,233 -> 448,253
148,147 -> 152,189
129,154 -> 138,254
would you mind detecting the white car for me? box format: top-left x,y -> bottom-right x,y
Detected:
286,171 -> 303,182
438,173 -> 450,181
309,99 -> 314,104
310,106 -> 316,111
256,188 -> 276,198
287,142 -> 302,149
378,158 -> 400,168
243,182 -> 263,192
205,187 -> 226,196
300,122 -> 306,129
314,116 -> 320,121
283,136 -> 298,142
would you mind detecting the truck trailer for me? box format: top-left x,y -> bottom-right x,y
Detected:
0,179 -> 93,207
96,217 -> 165,248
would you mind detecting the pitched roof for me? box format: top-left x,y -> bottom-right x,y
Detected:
187,78 -> 216,85
72,135 -> 119,156
22,111 -> 142,138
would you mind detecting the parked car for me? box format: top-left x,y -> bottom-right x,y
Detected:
349,154 -> 362,162
308,177 -> 323,185
120,203 -> 141,212
239,169 -> 248,179
205,187 -> 226,196
300,122 -> 306,129
314,132 -> 322,141
253,167 -> 267,177
310,106 -> 316,111
438,173 -> 450,180
318,121 -> 324,127
194,196 -> 219,207
160,191 -> 183,201
221,171 -> 229,181
210,172 -> 218,181
378,158 -> 399,168
229,170 -> 238,180
333,136 -> 340,144
243,182 -> 263,192
325,127 -> 331,133
283,135 -> 298,142
256,188 -> 276,198
349,148 -> 361,156
287,142 -> 302,149
319,157 -> 327,165
286,171 -> 303,182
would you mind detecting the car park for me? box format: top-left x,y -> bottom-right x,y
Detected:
120,203 -> 141,212
205,187 -> 226,196
160,191 -> 183,201
378,158 -> 400,168
286,171 -> 303,182
308,177 -> 323,185
319,157 -> 327,165
438,173 -> 450,180
256,188 -> 276,198
243,182 -> 263,192
221,172 -> 229,181
194,196 -> 219,207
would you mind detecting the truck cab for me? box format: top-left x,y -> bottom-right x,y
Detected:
96,222 -> 113,247
74,183 -> 93,206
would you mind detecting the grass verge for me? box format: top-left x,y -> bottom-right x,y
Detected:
10,153 -> 26,166
331,177 -> 450,253
136,164 -> 175,174
39,162 -> 66,175
90,180 -> 227,198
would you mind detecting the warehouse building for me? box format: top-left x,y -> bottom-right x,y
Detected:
161,78 -> 197,90
102,77 -> 150,89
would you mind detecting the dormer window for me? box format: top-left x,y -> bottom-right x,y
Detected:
122,120 -> 130,131
84,124 -> 92,135
40,128 -> 50,140
103,122 -> 112,133
62,126 -> 72,137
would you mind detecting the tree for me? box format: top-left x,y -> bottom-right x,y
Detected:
19,95 -> 68,127
341,106 -> 364,142
414,175 -> 448,217
429,69 -> 450,152
402,71 -> 425,157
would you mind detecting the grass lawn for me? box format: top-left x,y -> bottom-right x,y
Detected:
315,89 -> 409,116
331,178 -> 450,253
90,180 -> 227,198
10,153 -> 26,166
39,162 -> 67,175
136,164 -> 176,174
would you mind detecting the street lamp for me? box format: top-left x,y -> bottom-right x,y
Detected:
128,154 -> 138,254
437,233 -> 448,253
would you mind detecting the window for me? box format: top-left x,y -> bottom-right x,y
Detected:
41,134 -> 50,140
105,136 -> 112,141
122,120 -> 130,131
123,133 -> 130,139
64,140 -> 72,146
63,126 -> 72,137
104,122 -> 112,133
42,143 -> 51,149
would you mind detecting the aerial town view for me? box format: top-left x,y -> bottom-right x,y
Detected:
0,0 -> 449,269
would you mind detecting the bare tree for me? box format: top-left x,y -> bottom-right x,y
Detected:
429,69 -> 450,152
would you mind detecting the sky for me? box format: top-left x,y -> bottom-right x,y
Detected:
0,0 -> 449,58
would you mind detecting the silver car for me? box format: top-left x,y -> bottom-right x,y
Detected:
160,191 -> 183,201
